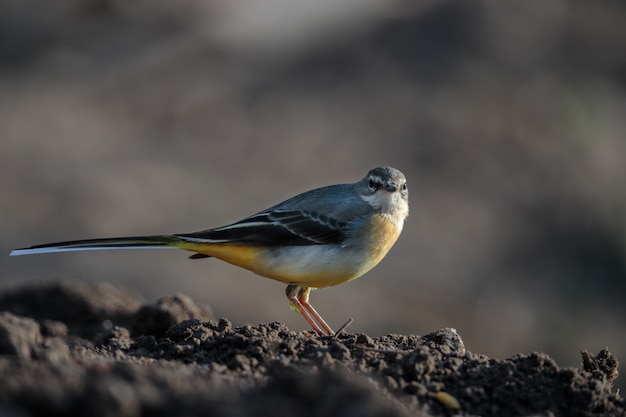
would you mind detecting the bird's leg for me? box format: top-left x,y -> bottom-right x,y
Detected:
286,285 -> 334,336
286,284 -> 324,335
298,287 -> 335,336
299,291 -> 335,336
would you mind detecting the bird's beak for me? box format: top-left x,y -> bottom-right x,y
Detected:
385,182 -> 398,192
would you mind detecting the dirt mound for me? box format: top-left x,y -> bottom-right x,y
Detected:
0,281 -> 623,417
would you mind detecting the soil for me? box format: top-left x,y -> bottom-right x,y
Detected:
0,280 -> 623,417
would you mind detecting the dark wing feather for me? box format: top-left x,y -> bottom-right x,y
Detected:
188,253 -> 211,259
268,210 -> 346,244
176,210 -> 346,246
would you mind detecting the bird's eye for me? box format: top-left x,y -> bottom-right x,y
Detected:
369,179 -> 376,189
402,183 -> 407,191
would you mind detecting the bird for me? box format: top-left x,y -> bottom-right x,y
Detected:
10,166 -> 409,336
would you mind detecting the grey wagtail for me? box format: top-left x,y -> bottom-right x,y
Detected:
10,166 -> 409,335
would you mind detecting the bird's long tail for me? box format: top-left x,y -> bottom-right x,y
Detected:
9,235 -> 184,256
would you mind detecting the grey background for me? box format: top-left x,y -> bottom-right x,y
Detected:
2,0 -> 625,388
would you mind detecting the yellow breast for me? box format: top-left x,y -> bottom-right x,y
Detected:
359,213 -> 403,275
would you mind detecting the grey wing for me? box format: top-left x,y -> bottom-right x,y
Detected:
176,209 -> 347,246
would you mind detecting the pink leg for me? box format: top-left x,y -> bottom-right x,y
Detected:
299,292 -> 334,336
286,285 -> 334,336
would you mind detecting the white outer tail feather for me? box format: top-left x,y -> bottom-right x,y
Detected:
10,246 -> 177,256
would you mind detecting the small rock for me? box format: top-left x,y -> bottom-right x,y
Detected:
131,293 -> 213,337
0,312 -> 41,360
421,328 -> 466,355
39,320 -> 68,338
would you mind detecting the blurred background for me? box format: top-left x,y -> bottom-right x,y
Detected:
1,0 -> 625,389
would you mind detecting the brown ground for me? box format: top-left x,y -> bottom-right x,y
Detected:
0,281 -> 623,417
